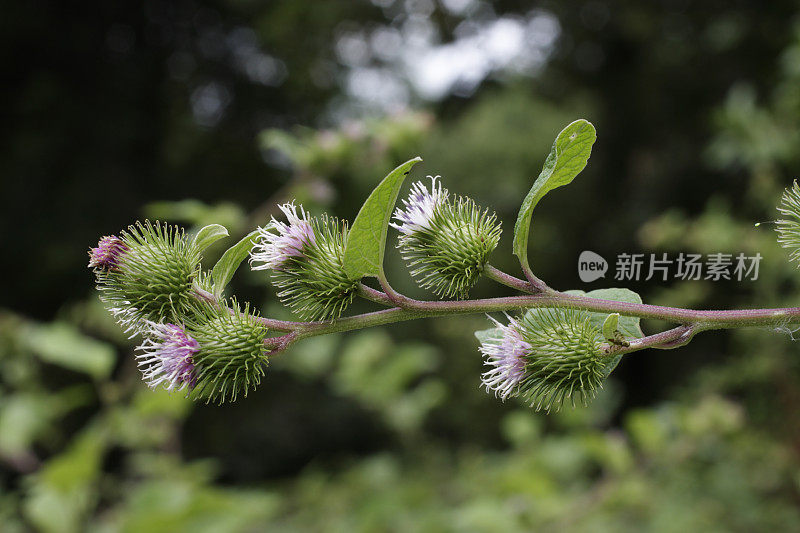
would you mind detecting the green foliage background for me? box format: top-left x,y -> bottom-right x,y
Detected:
3,1 -> 800,531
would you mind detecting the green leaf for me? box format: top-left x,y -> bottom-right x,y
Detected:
564,287 -> 644,376
343,157 -> 423,279
602,313 -> 620,339
192,223 -> 229,252
564,288 -> 644,339
513,119 -> 597,272
211,229 -> 260,298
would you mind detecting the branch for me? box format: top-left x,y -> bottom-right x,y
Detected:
199,267 -> 800,348
483,264 -> 541,294
520,267 -> 550,293
357,283 -> 394,306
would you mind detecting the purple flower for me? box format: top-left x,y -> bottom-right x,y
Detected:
390,176 -> 447,236
88,235 -> 128,270
136,322 -> 199,392
250,202 -> 316,270
479,315 -> 530,400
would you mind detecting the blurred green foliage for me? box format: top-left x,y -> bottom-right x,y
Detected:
3,307 -> 799,532
5,1 -> 800,531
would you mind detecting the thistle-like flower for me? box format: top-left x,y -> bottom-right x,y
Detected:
391,176 -> 501,299
88,235 -> 129,270
391,177 -> 448,236
250,203 -> 358,321
479,315 -> 531,400
136,322 -> 199,392
250,202 -> 315,270
479,308 -> 609,412
90,221 -> 203,334
135,302 -> 271,403
777,180 -> 800,266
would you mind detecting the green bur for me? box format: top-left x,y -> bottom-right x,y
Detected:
399,196 -> 501,299
188,302 -> 270,404
517,308 -> 607,412
94,221 -> 202,332
271,214 -> 360,321
777,180 -> 800,265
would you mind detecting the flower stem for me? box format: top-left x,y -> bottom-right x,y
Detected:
483,264 -> 540,294
357,283 -> 394,306
286,292 -> 799,344
235,268 -> 800,351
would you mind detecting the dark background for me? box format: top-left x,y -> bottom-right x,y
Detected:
3,1 -> 800,530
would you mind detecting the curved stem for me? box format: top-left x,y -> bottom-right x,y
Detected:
483,264 -> 541,294
259,317 -> 305,331
357,283 -> 394,306
518,261 -> 550,292
376,271 -> 418,307
330,289 -> 800,328
289,293 -> 800,345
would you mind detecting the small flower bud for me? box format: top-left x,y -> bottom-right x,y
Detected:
391,176 -> 501,299
188,302 -> 270,403
250,202 -> 358,321
479,309 -> 610,412
776,180 -> 800,266
88,235 -> 129,270
91,221 -> 202,334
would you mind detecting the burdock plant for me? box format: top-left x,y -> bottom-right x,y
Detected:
250,202 -> 358,321
480,309 -> 607,412
391,176 -> 501,298
88,119 -> 800,409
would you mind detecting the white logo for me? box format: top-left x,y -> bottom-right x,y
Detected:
578,250 -> 608,282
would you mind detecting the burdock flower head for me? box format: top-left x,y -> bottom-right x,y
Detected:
250,202 -> 358,321
479,308 -> 610,412
391,176 -> 501,299
88,235 -> 129,270
90,221 -> 203,334
479,315 -> 530,400
391,176 -> 448,236
136,322 -> 199,392
135,302 -> 271,403
250,202 -> 315,270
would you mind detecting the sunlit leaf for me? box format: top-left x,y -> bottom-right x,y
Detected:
602,313 -> 621,339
